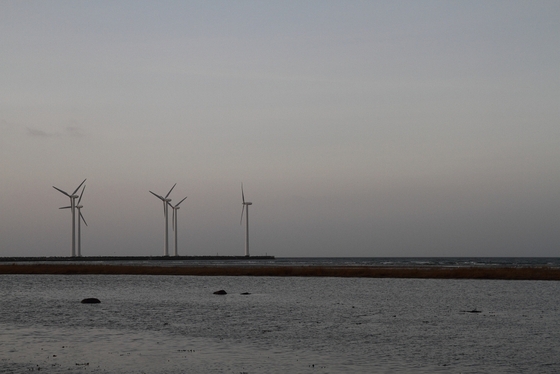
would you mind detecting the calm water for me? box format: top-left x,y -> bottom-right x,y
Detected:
20,256 -> 560,269
1,274 -> 559,373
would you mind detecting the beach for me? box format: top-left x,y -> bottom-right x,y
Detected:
2,272 -> 559,373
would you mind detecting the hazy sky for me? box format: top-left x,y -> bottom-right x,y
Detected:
1,1 -> 559,258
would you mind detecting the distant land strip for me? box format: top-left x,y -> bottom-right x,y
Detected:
0,255 -> 274,262
1,264 -> 560,280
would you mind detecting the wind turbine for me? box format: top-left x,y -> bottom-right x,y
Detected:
60,185 -> 87,257
149,183 -> 176,256
168,196 -> 187,257
240,183 -> 252,257
53,179 -> 86,257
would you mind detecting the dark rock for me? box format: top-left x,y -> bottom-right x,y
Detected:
240,292 -> 251,295
213,290 -> 227,295
81,298 -> 101,304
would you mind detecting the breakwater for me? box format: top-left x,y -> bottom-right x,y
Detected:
0,255 -> 274,262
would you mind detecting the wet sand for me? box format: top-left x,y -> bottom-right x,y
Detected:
1,263 -> 560,280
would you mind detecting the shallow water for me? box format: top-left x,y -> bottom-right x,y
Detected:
1,275 -> 559,373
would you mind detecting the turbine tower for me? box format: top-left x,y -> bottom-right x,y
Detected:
53,179 -> 86,257
240,183 -> 252,257
149,183 -> 176,256
60,185 -> 87,257
168,196 -> 187,257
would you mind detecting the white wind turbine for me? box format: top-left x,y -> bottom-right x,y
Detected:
149,183 -> 176,256
240,184 -> 252,257
60,185 -> 87,257
168,196 -> 187,257
53,179 -> 86,257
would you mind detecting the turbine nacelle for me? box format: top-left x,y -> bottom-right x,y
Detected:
168,196 -> 187,210
150,192 -> 174,203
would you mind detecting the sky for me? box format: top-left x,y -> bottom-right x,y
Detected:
1,1 -> 559,258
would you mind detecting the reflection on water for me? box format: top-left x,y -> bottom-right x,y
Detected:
1,275 -> 559,373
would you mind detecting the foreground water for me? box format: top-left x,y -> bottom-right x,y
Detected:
1,275 -> 559,373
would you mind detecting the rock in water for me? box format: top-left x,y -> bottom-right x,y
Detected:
213,290 -> 227,295
81,298 -> 101,304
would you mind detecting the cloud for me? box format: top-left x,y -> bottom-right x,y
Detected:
65,126 -> 84,137
26,128 -> 58,137
25,126 -> 85,138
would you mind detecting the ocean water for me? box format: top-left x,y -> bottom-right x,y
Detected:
1,272 -> 559,373
22,256 -> 560,268
245,257 -> 560,268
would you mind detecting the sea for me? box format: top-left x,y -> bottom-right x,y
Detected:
1,257 -> 559,373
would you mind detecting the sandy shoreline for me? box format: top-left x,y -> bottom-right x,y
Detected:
1,263 -> 560,280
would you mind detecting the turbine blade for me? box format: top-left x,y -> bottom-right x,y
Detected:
150,191 -> 165,201
165,183 -> 177,199
80,212 -> 88,226
59,206 -> 71,209
172,210 -> 175,231
176,196 -> 187,207
53,186 -> 71,198
240,205 -> 245,225
77,185 -> 86,205
241,183 -> 245,203
162,201 -> 166,216
72,179 -> 87,195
